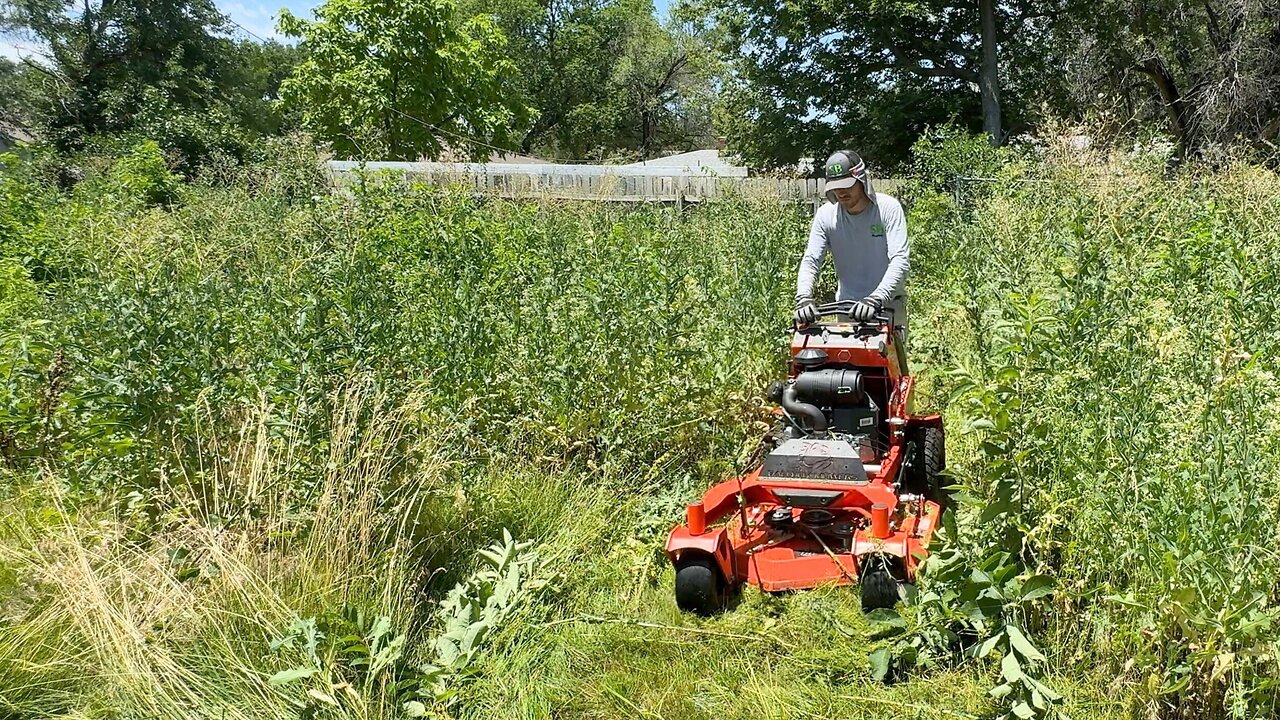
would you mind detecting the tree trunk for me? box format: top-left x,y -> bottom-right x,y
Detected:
389,68 -> 401,159
1139,55 -> 1195,156
640,107 -> 653,159
978,0 -> 1003,145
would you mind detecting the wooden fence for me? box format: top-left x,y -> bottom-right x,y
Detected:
327,160 -> 897,209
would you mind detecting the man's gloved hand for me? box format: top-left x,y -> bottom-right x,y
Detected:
850,298 -> 881,322
793,297 -> 820,325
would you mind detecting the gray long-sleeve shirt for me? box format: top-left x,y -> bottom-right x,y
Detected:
795,193 -> 909,316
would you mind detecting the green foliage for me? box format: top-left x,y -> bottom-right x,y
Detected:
266,530 -> 542,717
0,257 -> 48,466
906,125 -> 1018,194
896,142 -> 1280,719
866,294 -> 1066,719
0,58 -> 41,134
688,0 -> 1051,168
1,1 -> 304,172
466,0 -> 717,160
220,40 -> 308,137
3,136 -> 1280,720
108,140 -> 182,206
408,529 -> 544,713
3,1 -> 218,138
1053,1 -> 1280,156
279,0 -> 533,160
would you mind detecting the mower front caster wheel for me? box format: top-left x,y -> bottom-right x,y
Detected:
860,558 -> 905,611
675,557 -> 726,615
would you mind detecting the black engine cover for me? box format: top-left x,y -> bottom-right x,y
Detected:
793,368 -> 865,405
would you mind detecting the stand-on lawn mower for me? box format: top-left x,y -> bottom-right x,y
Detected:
666,300 -> 947,614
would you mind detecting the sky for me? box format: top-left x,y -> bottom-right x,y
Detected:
217,0 -> 322,42
2,0 -> 671,61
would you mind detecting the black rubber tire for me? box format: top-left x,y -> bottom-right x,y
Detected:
905,426 -> 946,502
860,556 -> 904,612
675,556 -> 726,616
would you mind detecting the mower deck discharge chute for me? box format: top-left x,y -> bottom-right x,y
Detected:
666,300 -> 947,614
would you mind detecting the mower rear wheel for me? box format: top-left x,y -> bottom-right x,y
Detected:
860,556 -> 904,612
675,556 -> 726,615
905,426 -> 946,503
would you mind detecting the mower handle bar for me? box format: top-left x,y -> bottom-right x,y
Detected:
810,299 -> 893,325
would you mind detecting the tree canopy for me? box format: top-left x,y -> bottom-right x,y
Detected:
278,0 -> 532,161
694,0 -> 1279,167
458,0 -> 717,161
1058,0 -> 1280,157
1,0 -> 1276,170
689,0 -> 1066,168
1,0 -> 302,167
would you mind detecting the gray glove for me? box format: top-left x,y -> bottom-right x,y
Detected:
850,298 -> 881,322
793,297 -> 820,325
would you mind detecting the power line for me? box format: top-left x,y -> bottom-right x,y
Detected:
224,16 -> 272,44
386,105 -> 516,159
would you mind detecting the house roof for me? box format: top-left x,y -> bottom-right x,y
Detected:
621,149 -> 748,177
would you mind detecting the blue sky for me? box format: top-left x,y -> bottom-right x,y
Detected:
3,0 -> 671,60
217,0 -> 322,42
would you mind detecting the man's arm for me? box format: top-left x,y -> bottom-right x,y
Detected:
795,210 -> 829,302
868,199 -> 908,305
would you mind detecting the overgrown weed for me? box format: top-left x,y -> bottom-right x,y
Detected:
3,136 -> 1279,718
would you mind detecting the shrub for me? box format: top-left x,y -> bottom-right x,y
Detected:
108,140 -> 183,206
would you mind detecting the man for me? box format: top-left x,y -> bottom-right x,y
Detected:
794,149 -> 908,332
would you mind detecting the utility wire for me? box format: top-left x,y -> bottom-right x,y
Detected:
385,105 -> 516,159
224,16 -> 272,44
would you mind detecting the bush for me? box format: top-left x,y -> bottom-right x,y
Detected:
108,140 -> 183,206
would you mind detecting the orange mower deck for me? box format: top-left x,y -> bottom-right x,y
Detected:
667,464 -> 943,592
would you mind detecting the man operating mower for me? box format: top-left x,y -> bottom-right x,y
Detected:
793,150 -> 909,335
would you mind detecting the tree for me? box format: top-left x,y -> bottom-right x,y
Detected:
278,0 -> 533,161
0,58 -> 42,134
459,0 -> 717,160
606,6 -> 718,158
0,0 -> 306,170
1,0 -> 233,148
1057,0 -> 1280,157
457,0 -> 616,156
221,39 -> 308,136
690,0 -> 1057,169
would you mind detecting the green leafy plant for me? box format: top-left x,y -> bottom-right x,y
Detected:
869,293 -> 1064,719
108,140 -> 183,206
405,529 -> 545,714
266,530 -> 543,716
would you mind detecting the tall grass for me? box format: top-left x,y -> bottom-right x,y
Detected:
901,138 -> 1280,719
2,137 -> 1279,718
0,383 -> 429,718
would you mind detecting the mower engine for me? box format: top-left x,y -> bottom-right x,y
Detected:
767,363 -> 881,463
